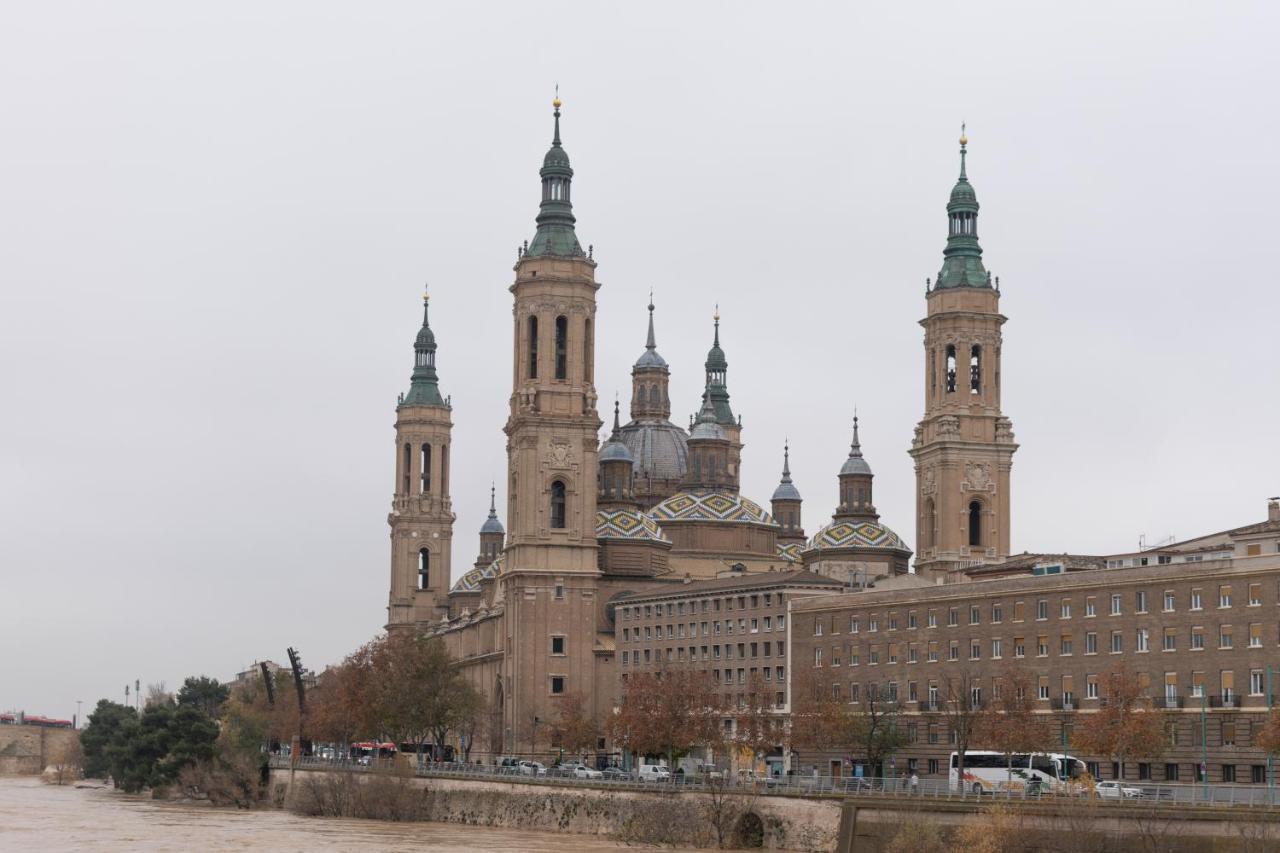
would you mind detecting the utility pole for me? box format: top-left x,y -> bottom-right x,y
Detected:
75,700 -> 82,730
135,679 -> 141,713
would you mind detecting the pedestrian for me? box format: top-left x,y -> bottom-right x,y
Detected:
910,772 -> 919,795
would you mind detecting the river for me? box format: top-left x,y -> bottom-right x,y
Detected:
0,776 -> 705,852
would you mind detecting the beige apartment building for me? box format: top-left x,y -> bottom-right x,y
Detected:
790,502 -> 1280,784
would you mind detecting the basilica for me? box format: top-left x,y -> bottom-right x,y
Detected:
383,99 -> 1015,761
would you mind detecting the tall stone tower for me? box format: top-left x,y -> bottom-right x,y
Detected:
500,97 -> 602,754
387,293 -> 455,628
910,131 -> 1017,577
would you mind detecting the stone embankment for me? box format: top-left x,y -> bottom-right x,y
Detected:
270,767 -> 841,850
0,725 -> 78,776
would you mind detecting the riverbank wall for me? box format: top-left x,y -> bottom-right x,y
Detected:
0,725 -> 77,776
269,768 -> 841,850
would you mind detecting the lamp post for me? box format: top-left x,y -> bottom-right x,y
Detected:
75,700 -> 82,730
1190,683 -> 1207,798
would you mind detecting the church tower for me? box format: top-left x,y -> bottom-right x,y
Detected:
503,95 -> 601,573
475,484 -> 504,571
910,130 -> 1018,577
701,311 -> 743,489
387,292 -> 455,628
771,442 -> 806,546
500,97 -> 602,755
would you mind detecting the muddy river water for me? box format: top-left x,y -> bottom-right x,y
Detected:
0,776 -> 708,852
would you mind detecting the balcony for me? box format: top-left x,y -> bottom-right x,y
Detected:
1049,698 -> 1077,711
1208,694 -> 1242,709
1162,696 -> 1185,709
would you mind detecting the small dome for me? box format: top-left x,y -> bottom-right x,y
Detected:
634,348 -> 668,369
949,179 -> 977,205
416,325 -> 436,349
840,456 -> 873,477
806,520 -> 909,553
480,513 -> 504,535
596,509 -> 671,543
690,418 -> 725,441
600,438 -> 634,464
543,145 -> 571,170
705,342 -> 727,372
772,480 -> 802,502
650,490 -> 777,527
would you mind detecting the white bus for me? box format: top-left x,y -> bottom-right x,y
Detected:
950,751 -> 1087,794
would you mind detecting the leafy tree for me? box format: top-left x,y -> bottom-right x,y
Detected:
1073,661 -> 1165,778
367,631 -> 481,760
92,701 -> 219,793
177,676 -> 231,720
1257,706 -> 1280,757
81,700 -> 137,779
308,644 -> 375,751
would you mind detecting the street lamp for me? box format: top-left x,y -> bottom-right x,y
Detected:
75,700 -> 82,730
1189,682 -> 1207,798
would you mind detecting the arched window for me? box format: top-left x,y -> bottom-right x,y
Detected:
970,345 -> 982,394
402,443 -> 411,495
945,345 -> 957,393
554,316 -> 568,380
418,548 -> 430,590
649,384 -> 658,404
420,443 -> 431,493
550,480 -> 567,529
922,498 -> 936,550
968,500 -> 983,548
527,316 -> 539,379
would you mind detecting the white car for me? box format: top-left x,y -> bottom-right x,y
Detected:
638,764 -> 671,781
518,760 -> 547,776
559,761 -> 602,779
1095,780 -> 1143,799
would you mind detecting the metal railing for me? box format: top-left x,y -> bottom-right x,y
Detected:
269,756 -> 1280,808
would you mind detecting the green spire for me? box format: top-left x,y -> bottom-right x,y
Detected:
702,307 -> 735,426
525,94 -> 585,259
934,125 -> 992,290
401,291 -> 446,407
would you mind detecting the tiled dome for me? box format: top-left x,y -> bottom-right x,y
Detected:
806,520 -> 908,552
596,509 -> 670,543
650,490 -> 776,526
451,555 -> 504,594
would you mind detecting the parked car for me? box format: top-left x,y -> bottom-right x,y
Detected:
638,763 -> 671,782
497,757 -> 522,775
601,767 -> 634,782
1094,781 -> 1143,799
558,761 -> 602,779
518,760 -> 547,776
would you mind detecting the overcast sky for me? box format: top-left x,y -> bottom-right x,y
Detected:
2,3 -> 1277,721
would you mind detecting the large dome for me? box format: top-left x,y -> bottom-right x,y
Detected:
616,419 -> 688,484
650,490 -> 776,527
806,520 -> 909,552
597,509 -> 670,543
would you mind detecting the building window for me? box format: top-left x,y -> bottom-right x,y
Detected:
1085,632 -> 1098,655
1085,596 -> 1096,617
1037,600 -> 1048,620
814,649 -> 823,667
550,480 -> 567,529
992,604 -> 1003,623
1219,625 -> 1233,649
1220,585 -> 1233,608
1061,635 -> 1073,656
1086,676 -> 1099,699
418,548 -> 430,590
1061,600 -> 1072,619
928,610 -> 938,628
1164,591 -> 1176,612
968,501 -> 982,547
1222,764 -> 1236,782
970,606 -> 980,625
550,676 -> 565,694
970,344 -> 982,394
1110,631 -> 1123,654
928,758 -> 940,775
948,608 -> 958,627
551,636 -> 566,655
992,638 -> 1003,658
945,344 -> 957,393
1249,623 -> 1263,648
1136,628 -> 1150,653
1191,627 -> 1205,650
1136,591 -> 1148,613
527,316 -> 539,379
1014,637 -> 1026,658
1191,588 -> 1203,610
1248,583 -> 1262,606
1110,594 -> 1122,616
1251,670 -> 1265,695
554,315 -> 568,380
420,443 -> 432,493
1163,628 -> 1177,651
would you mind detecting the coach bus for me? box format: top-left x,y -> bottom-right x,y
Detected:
950,751 -> 1087,794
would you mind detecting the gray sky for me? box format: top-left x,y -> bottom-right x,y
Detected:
2,2 -> 1277,721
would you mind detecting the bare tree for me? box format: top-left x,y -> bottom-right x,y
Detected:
608,665 -> 722,769
940,669 -> 984,789
1073,661 -> 1165,779
791,671 -> 903,778
978,665 -> 1049,790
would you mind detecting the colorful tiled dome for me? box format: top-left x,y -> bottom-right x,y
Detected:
807,520 -> 908,552
596,509 -> 671,543
649,490 -> 777,527
450,555 -> 504,594
777,542 -> 803,563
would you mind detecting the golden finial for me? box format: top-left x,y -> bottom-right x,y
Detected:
553,83 -> 561,110
713,303 -> 720,322
423,284 -> 430,304
959,121 -> 967,147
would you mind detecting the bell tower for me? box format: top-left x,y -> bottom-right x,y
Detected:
387,292 -> 455,628
910,129 -> 1018,577
503,95 -> 601,573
